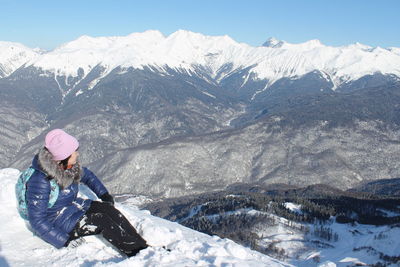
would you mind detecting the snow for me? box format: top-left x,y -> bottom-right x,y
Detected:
377,208 -> 400,217
0,41 -> 39,77
317,262 -> 336,267
254,210 -> 400,267
263,37 -> 285,48
2,30 -> 399,91
0,168 -> 291,267
2,167 -> 400,266
195,199 -> 400,266
284,202 -> 303,214
389,47 -> 400,56
200,90 -> 217,99
179,204 -> 205,222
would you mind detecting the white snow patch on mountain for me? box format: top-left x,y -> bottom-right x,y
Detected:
377,208 -> 400,218
253,208 -> 400,266
0,168 -> 290,267
0,41 -> 39,77
284,202 -> 303,214
389,47 -> 400,56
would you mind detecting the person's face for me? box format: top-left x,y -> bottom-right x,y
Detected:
67,150 -> 79,166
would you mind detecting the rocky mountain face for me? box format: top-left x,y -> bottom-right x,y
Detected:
1,31 -> 400,198
83,84 -> 400,197
3,65 -> 243,168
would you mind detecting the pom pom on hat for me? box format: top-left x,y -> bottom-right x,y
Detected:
45,129 -> 79,161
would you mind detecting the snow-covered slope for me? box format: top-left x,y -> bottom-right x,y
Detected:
26,30 -> 250,80
2,30 -> 399,89
0,41 -> 39,78
0,168 -> 290,267
259,202 -> 400,267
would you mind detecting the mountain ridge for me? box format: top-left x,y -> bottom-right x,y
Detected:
1,30 -> 399,91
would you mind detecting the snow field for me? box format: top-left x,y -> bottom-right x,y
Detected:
0,168 -> 291,267
254,203 -> 400,266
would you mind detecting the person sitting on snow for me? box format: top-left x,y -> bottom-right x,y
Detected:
19,128 -> 148,257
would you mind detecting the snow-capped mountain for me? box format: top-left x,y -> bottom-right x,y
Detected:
2,30 -> 400,91
0,168 -> 290,267
0,41 -> 39,78
262,37 -> 285,48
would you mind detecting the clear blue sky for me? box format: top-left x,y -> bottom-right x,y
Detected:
1,0 -> 399,50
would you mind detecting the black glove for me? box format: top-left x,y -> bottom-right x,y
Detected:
100,193 -> 114,205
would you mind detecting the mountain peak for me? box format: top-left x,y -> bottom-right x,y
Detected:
126,30 -> 165,41
344,42 -> 373,51
33,47 -> 48,54
262,37 -> 285,48
302,39 -> 323,47
54,34 -> 113,51
167,30 -> 238,45
0,41 -> 39,77
264,38 -> 325,50
169,29 -> 200,37
287,39 -> 324,50
167,29 -> 209,42
0,41 -> 36,51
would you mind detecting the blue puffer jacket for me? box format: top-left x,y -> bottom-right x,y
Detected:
26,155 -> 108,249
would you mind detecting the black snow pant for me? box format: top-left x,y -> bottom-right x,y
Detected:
70,201 -> 148,257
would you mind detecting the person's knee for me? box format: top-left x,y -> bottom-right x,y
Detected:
87,201 -> 107,213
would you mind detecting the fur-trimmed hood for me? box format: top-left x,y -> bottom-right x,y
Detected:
37,147 -> 82,189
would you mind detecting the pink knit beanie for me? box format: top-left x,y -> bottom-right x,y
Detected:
45,129 -> 79,161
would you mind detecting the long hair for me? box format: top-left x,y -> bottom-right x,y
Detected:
59,155 -> 71,170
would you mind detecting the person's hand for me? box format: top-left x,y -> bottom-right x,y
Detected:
65,237 -> 85,248
100,193 -> 114,205
64,232 -> 75,247
64,238 -> 71,247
